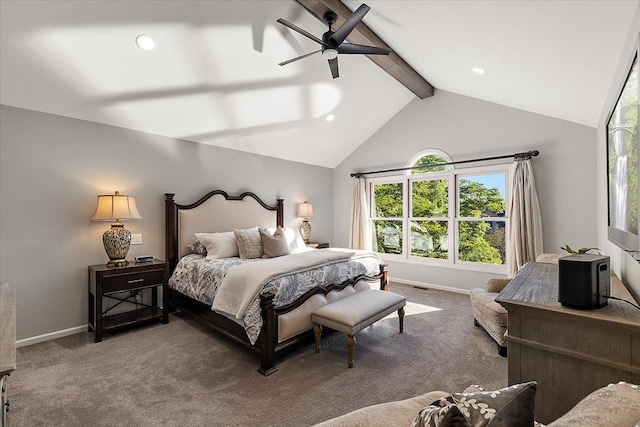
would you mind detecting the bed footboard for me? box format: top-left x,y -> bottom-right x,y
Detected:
257,264 -> 388,376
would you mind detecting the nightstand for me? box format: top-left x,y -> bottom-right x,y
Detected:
306,242 -> 329,249
88,259 -> 169,342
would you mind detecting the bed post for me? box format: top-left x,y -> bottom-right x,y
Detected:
379,264 -> 389,291
258,292 -> 278,376
165,193 -> 178,272
276,199 -> 284,227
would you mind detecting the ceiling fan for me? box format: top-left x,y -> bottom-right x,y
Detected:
276,3 -> 390,79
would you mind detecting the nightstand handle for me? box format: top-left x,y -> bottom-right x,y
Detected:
127,278 -> 145,284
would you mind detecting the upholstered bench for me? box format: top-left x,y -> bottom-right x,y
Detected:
311,289 -> 406,368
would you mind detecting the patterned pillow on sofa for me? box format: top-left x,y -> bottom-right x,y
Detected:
412,382 -> 537,427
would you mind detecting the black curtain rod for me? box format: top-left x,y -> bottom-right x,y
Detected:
350,150 -> 540,178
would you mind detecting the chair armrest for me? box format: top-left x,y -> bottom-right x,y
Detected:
486,277 -> 511,293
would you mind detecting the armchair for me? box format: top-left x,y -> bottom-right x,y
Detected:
470,277 -> 510,356
470,253 -> 560,356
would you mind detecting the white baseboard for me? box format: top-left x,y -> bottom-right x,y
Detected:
390,277 -> 471,295
15,284 -> 468,347
16,325 -> 87,348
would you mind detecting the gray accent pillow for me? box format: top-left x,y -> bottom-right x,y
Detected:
260,227 -> 289,258
234,227 -> 263,259
412,382 -> 537,427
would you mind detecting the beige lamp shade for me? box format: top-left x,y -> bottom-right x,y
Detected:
296,202 -> 314,219
91,191 -> 142,222
91,191 -> 142,267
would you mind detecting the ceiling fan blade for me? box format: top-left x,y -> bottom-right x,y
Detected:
328,57 -> 339,79
329,3 -> 371,45
338,43 -> 390,55
276,18 -> 327,46
278,50 -> 321,66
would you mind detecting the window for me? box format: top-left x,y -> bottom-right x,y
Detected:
372,182 -> 403,254
369,150 -> 509,272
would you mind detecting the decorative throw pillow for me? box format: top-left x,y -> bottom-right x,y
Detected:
233,227 -> 263,259
412,382 -> 537,427
412,403 -> 470,427
260,227 -> 290,258
195,232 -> 239,260
187,240 -> 207,255
265,227 -> 310,254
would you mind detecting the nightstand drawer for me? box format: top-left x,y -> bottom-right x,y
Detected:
103,269 -> 164,293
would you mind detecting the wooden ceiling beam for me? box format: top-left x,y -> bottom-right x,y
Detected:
294,0 -> 434,99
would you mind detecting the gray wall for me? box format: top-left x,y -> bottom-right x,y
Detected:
0,105 -> 333,340
334,90 -> 597,291
596,8 -> 640,299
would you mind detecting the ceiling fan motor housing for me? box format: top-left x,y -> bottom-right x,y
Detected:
322,11 -> 338,27
322,30 -> 339,59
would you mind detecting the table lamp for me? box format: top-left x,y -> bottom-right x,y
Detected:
91,191 -> 142,267
296,202 -> 314,243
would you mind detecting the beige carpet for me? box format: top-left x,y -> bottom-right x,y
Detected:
9,283 -> 506,426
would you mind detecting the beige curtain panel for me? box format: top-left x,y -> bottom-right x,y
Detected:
507,159 -> 544,277
349,177 -> 372,250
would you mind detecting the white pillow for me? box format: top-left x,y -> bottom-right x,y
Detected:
266,227 -> 310,254
195,232 -> 239,260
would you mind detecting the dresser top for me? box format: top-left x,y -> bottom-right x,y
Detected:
0,281 -> 16,376
496,262 -> 640,328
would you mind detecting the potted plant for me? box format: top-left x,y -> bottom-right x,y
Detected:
560,244 -> 600,255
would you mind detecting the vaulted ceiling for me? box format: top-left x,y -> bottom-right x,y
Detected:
1,1 -> 637,168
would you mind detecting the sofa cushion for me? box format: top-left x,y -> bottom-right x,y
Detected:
547,382 -> 640,427
412,382 -> 537,427
312,391 -> 449,427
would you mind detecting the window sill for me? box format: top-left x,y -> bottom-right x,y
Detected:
378,253 -> 507,275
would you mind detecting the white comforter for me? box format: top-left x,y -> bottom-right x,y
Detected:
212,249 -> 354,321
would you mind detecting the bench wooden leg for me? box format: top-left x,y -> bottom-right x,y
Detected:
313,323 -> 322,353
398,307 -> 405,333
346,334 -> 356,368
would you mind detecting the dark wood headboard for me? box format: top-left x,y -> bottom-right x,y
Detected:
165,190 -> 284,272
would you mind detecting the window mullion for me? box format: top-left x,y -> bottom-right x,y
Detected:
404,178 -> 409,259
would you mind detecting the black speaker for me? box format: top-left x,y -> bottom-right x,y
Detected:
558,254 -> 610,309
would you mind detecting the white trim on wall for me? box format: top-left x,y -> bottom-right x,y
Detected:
16,325 -> 87,348
390,276 -> 471,295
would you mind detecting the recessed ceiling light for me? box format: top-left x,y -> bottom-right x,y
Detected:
326,114 -> 335,122
472,67 -> 486,74
136,34 -> 155,51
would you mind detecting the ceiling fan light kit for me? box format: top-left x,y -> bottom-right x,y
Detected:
322,49 -> 338,60
277,3 -> 390,79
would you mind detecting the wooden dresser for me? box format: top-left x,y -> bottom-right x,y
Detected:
496,262 -> 640,424
0,282 -> 16,427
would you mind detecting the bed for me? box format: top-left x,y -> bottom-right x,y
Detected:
165,190 -> 388,376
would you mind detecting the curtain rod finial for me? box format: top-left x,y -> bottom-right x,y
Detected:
531,150 -> 540,157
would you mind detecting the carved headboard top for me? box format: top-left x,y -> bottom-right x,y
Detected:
165,191 -> 284,271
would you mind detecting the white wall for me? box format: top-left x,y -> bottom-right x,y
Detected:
0,105 -> 334,340
597,6 -> 640,301
334,90 -> 597,291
